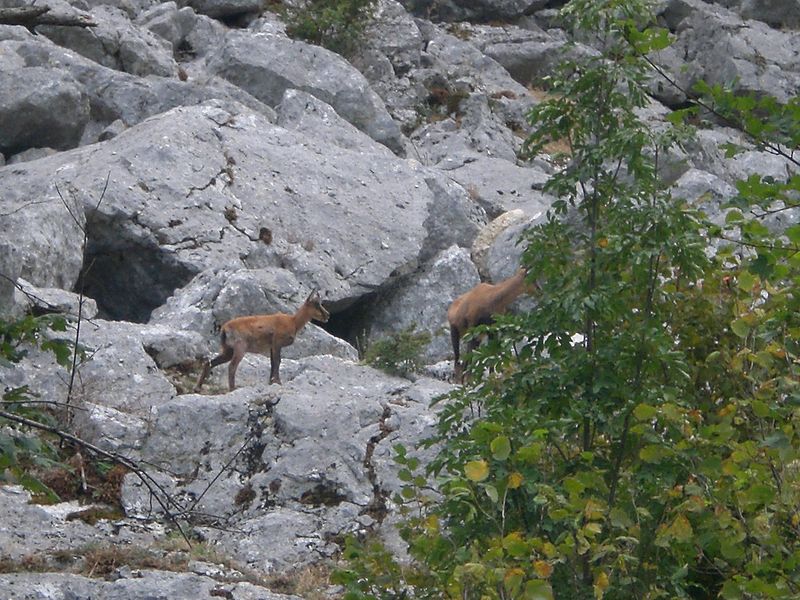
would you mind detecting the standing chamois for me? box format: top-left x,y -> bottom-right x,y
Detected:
195,290 -> 330,391
447,268 -> 535,382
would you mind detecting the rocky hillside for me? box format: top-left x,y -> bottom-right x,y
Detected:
0,0 -> 798,597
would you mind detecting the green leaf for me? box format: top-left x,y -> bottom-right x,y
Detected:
730,318 -> 751,338
524,579 -> 554,600
502,532 -> 529,558
490,435 -> 511,461
633,403 -> 657,421
640,445 -> 668,463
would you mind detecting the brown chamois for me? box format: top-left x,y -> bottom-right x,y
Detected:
195,290 -> 330,391
447,268 -> 536,381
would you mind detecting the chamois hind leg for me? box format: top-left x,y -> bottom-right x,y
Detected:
227,342 -> 247,391
269,347 -> 282,385
194,347 -> 233,392
450,325 -> 463,383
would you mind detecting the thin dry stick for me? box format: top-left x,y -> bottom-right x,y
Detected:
55,175 -> 109,413
186,431 -> 257,516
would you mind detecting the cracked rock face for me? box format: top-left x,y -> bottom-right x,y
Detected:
114,354 -> 453,572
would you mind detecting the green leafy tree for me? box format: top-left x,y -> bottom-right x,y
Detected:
359,1 -> 800,599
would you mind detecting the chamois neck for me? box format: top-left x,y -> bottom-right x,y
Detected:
292,303 -> 314,333
493,269 -> 528,310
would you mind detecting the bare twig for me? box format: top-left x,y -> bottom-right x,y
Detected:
56,175 -> 109,414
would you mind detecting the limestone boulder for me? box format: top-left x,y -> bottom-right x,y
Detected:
0,171 -> 85,291
657,0 -> 800,103
120,355 -> 453,571
206,30 -> 405,154
179,0 -> 264,20
0,100 -> 445,322
446,156 -> 554,219
0,34 -> 273,146
40,4 -> 177,77
0,67 -> 90,156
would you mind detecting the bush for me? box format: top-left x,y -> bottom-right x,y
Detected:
363,325 -> 432,378
282,0 -> 377,57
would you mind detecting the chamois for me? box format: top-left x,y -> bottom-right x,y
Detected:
447,268 -> 535,381
195,290 -> 330,391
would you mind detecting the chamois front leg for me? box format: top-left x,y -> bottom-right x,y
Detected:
270,346 -> 282,385
195,347 -> 233,392
450,325 -> 463,383
227,342 -> 247,391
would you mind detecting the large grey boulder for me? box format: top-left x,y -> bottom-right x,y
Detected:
120,355 -> 453,571
206,30 -> 405,154
179,0 -> 264,20
0,173 -> 85,291
412,93 -> 522,166
446,155 -> 554,218
0,100 -> 442,321
40,4 -> 177,78
0,572 -> 299,600
704,0 -> 800,28
136,1 -> 200,51
0,34 -> 273,145
464,22 -> 597,89
0,67 -> 90,156
399,0 -> 547,22
657,0 -> 800,103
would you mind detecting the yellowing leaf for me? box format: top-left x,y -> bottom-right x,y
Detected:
504,567 -> 525,595
533,560 -> 553,579
665,514 -> 693,542
424,514 -> 439,533
464,460 -> 490,482
508,472 -> 524,489
503,532 -> 528,558
584,499 -> 605,520
594,572 -> 610,600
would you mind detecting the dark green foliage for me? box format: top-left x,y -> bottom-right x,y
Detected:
1,313 -> 79,501
363,325 -> 432,377
282,0 -> 377,56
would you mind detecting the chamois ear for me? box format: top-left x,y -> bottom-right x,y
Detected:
306,288 -> 320,303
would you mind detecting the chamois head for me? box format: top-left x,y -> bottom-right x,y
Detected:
304,289 -> 330,323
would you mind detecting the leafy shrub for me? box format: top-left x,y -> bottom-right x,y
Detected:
1,313 -> 77,501
363,325 -> 432,377
282,0 -> 377,56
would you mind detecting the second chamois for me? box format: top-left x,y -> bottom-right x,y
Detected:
447,268 -> 535,381
195,290 -> 330,391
